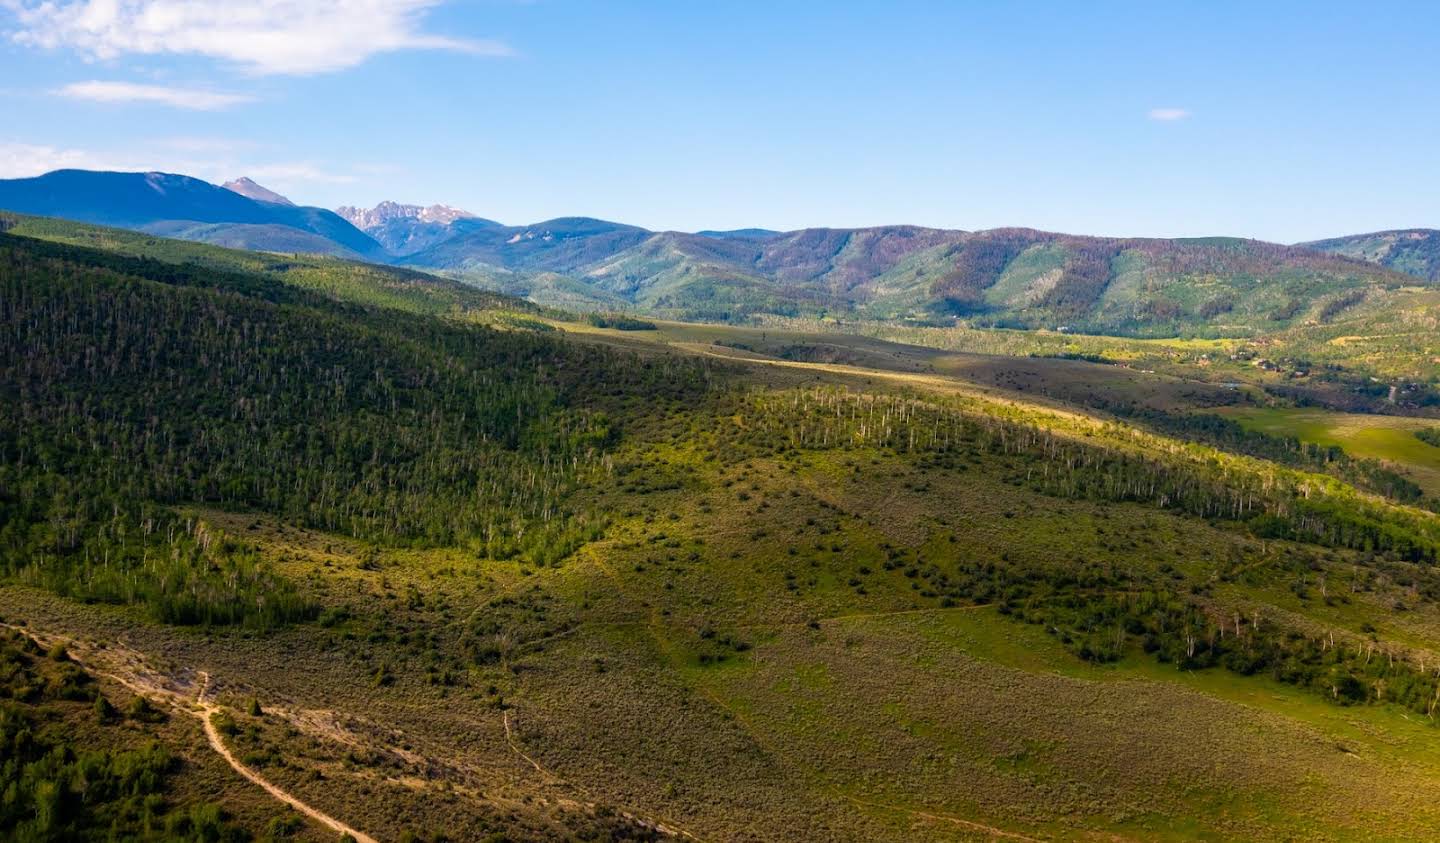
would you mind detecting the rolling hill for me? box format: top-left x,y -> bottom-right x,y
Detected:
0,212 -> 540,320
1303,229 -> 1440,282
863,229 -> 1422,335
402,220 -> 1420,334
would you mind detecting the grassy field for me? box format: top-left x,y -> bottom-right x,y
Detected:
553,316 -> 1253,415
1222,406 -> 1440,496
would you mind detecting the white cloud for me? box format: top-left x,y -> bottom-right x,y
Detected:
0,139 -> 361,195
57,80 -> 252,109
1148,108 -> 1191,122
5,0 -> 512,75
0,141 -> 132,177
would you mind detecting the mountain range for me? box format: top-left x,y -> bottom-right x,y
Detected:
337,200 -> 500,256
1,168 -> 1434,335
0,169 -> 385,260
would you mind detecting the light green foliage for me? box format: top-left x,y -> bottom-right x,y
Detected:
0,630 -> 249,841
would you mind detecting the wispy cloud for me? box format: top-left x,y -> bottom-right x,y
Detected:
5,0 -> 512,75
0,140 -> 132,177
1148,108 -> 1191,122
57,80 -> 253,110
0,138 -> 362,195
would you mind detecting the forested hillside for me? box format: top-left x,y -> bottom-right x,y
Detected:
411,222 -> 1424,334
8,223 -> 1440,840
1305,229 -> 1440,282
0,212 -> 539,320
0,229 -> 711,627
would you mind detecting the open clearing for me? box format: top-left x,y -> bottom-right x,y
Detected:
1221,406 -> 1440,495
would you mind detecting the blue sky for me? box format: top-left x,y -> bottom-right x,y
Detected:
2,1 -> 1436,240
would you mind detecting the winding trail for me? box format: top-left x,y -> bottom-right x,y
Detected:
195,674 -> 377,843
841,795 -> 1045,841
3,623 -> 376,843
501,709 -> 556,782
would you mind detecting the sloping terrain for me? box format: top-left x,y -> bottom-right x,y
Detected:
7,228 -> 1440,839
0,623 -> 337,841
1304,229 -> 1440,282
406,219 -> 1421,333
862,230 -> 1422,335
141,220 -> 361,256
0,212 -> 539,319
407,215 -> 655,273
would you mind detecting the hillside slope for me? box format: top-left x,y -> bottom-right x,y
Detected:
0,212 -> 535,319
407,216 -> 654,273
1303,229 -> 1440,282
404,217 -> 1421,333
9,228 -> 1440,839
884,229 -> 1420,335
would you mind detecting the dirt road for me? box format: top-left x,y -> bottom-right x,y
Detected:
4,623 -> 377,843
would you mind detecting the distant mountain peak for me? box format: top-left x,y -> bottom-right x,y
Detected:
222,177 -> 295,206
334,200 -> 498,256
336,200 -> 480,230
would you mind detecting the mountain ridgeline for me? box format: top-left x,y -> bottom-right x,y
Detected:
336,200 -> 501,256
405,222 -> 1420,336
1,169 -> 1434,336
0,170 -> 385,260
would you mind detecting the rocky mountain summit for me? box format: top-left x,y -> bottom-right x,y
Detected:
222,177 -> 295,206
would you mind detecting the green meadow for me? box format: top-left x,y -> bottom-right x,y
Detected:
1223,406 -> 1440,496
